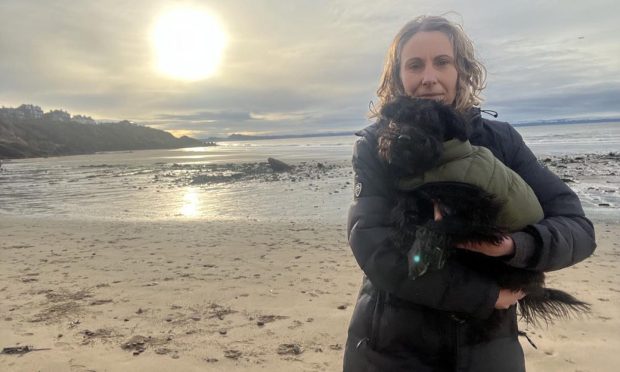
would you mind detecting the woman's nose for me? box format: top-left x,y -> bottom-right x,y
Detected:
422,68 -> 438,86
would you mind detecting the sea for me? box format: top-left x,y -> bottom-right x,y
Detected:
1,122 -> 618,224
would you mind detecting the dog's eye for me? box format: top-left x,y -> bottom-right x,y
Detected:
398,134 -> 412,142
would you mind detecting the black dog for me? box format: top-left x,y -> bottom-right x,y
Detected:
376,96 -> 589,339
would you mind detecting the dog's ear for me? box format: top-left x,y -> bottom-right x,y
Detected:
379,95 -> 414,122
436,104 -> 470,141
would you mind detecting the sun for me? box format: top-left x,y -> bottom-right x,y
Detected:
151,7 -> 227,81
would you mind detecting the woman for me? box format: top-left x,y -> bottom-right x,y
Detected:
343,15 -> 596,371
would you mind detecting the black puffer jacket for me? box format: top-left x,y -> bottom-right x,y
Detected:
343,109 -> 596,372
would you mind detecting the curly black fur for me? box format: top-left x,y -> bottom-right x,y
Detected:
378,96 -> 590,340
377,96 -> 470,178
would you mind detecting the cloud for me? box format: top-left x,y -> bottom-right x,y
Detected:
155,110 -> 252,122
0,0 -> 619,137
487,84 -> 620,121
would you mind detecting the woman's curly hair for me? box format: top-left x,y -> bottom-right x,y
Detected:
373,15 -> 486,116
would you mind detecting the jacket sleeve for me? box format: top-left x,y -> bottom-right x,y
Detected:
348,134 -> 500,319
504,126 -> 596,271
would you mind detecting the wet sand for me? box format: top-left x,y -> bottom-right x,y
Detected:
1,216 -> 619,371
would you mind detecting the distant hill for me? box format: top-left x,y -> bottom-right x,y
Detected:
512,117 -> 620,127
203,117 -> 620,142
0,105 -> 206,159
203,131 -> 355,142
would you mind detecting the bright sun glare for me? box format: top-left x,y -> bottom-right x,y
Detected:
151,7 -> 227,81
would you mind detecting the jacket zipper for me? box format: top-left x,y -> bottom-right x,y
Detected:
454,321 -> 460,372
369,289 -> 385,349
450,314 -> 466,372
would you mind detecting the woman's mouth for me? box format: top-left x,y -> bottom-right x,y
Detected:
416,94 -> 444,102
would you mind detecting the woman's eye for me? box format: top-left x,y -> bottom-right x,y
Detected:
408,62 -> 422,70
436,58 -> 451,67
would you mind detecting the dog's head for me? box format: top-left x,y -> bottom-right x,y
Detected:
377,96 -> 470,177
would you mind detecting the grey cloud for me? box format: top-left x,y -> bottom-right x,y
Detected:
1,0 -> 619,137
154,111 -> 252,122
486,85 -> 620,121
147,103 -> 367,138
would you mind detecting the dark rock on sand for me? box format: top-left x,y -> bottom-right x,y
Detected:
277,343 -> 304,355
224,349 -> 242,359
267,157 -> 292,172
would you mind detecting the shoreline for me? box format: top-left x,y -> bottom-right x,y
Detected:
541,153 -> 619,223
0,152 -> 618,224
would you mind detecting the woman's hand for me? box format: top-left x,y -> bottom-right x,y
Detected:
433,201 -> 444,221
495,289 -> 526,309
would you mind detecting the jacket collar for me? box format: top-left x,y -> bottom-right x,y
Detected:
465,107 -> 483,134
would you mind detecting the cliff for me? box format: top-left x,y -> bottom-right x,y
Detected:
0,115 -> 205,159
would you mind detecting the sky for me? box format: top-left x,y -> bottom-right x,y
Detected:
1,0 -> 619,138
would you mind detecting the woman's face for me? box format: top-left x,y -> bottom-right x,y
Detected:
399,31 -> 458,105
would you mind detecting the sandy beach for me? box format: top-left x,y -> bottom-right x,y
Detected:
0,217 -> 358,371
1,149 -> 619,371
0,215 -> 618,371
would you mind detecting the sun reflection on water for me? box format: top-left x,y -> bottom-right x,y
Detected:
180,189 -> 200,217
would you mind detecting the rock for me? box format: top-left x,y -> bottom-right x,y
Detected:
121,335 -> 151,351
277,343 -> 304,355
224,349 -> 242,359
155,347 -> 171,355
89,299 -> 113,306
257,314 -> 288,324
1,345 -> 50,355
598,203 -> 611,207
267,158 -> 292,172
